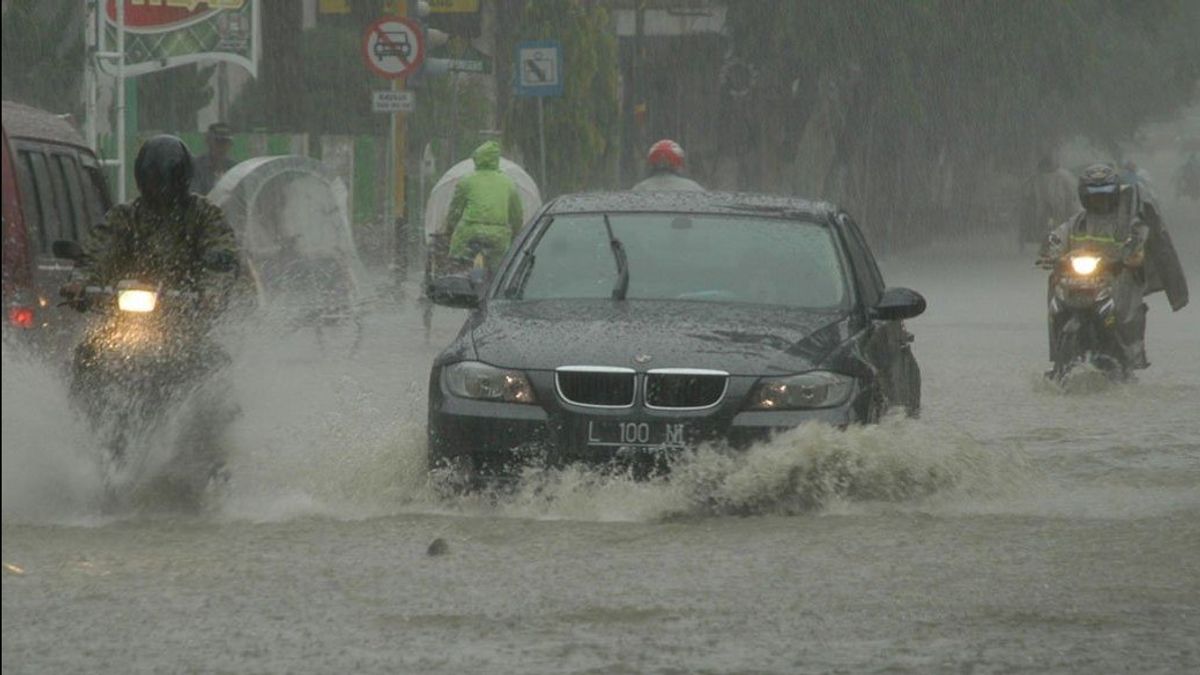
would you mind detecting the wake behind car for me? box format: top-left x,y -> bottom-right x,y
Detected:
426,191 -> 925,479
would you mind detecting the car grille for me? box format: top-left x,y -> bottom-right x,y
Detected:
645,369 -> 728,409
556,367 -> 636,408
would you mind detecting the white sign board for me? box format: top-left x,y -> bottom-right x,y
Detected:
373,90 -> 416,113
515,40 -> 563,97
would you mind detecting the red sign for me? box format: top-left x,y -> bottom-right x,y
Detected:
104,1 -> 244,31
362,16 -> 425,80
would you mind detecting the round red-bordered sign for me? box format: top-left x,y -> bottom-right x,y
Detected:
362,16 -> 425,79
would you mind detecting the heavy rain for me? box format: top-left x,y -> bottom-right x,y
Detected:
3,1 -> 1199,673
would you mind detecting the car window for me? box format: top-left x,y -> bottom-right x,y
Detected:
80,162 -> 111,225
836,213 -> 883,307
53,153 -> 86,241
509,213 -> 849,309
24,151 -> 66,253
15,151 -> 48,254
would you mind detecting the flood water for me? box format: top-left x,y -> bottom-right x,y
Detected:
3,217 -> 1199,673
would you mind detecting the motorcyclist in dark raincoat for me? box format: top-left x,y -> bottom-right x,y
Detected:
1042,163 -> 1189,371
62,135 -> 248,371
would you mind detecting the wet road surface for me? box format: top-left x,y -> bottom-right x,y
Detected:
4,229 -> 1199,674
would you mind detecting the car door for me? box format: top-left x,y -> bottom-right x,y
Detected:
12,141 -> 89,343
836,212 -> 917,412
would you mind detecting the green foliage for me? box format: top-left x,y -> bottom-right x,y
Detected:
1,0 -> 85,116
138,65 -> 216,133
725,0 -> 1200,241
229,25 -> 385,135
504,1 -> 620,196
409,69 -> 494,172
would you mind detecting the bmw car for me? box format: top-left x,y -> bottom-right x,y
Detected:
426,191 -> 925,477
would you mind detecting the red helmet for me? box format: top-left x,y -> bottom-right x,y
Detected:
647,139 -> 685,171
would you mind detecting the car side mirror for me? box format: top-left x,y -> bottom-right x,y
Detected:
52,239 -> 85,261
871,287 -> 926,321
427,274 -> 480,309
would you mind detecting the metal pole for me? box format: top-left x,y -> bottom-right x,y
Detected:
84,0 -> 98,153
385,108 -> 395,242
116,0 -> 126,202
537,96 -> 547,190
448,70 -> 459,167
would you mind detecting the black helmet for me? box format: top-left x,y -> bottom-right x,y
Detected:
1077,163 -> 1120,214
134,135 -> 194,209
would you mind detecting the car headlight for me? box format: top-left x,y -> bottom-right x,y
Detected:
117,288 -> 158,313
747,371 -> 854,410
442,361 -> 536,404
1070,255 -> 1100,276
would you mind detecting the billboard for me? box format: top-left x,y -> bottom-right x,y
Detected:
100,0 -> 260,77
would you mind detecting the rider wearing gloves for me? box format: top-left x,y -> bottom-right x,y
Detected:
1042,163 -> 1188,371
444,140 -> 524,272
632,139 -> 704,192
63,135 -> 245,321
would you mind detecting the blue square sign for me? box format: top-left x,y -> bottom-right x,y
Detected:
515,40 -> 563,97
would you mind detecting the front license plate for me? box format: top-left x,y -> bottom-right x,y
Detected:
584,420 -> 688,450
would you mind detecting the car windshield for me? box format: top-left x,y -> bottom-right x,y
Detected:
502,213 -> 849,309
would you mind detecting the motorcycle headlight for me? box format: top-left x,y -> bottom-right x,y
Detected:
442,361 -> 536,404
1070,256 -> 1100,276
117,289 -> 158,313
747,371 -> 854,410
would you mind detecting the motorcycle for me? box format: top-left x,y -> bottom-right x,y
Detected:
1040,242 -> 1129,383
55,241 -> 238,504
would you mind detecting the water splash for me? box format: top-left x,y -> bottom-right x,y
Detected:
0,341 -> 104,523
425,418 -> 1027,522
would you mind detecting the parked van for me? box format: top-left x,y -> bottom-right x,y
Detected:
2,101 -> 112,346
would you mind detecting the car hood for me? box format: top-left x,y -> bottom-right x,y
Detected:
469,299 -> 852,375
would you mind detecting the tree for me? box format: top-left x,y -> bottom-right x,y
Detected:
1,0 -> 86,116
503,1 -> 620,197
723,0 -> 1200,245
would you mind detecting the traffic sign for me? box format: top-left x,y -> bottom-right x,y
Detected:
362,16 -> 425,79
515,40 -> 563,97
373,90 -> 416,113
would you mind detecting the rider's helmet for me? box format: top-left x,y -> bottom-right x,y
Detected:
135,135 -> 194,210
1077,163 -> 1121,214
647,139 -> 685,173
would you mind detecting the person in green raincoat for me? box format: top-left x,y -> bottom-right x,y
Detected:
444,141 -> 524,271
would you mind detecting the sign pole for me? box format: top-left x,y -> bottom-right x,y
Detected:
116,0 -> 126,202
537,96 -> 547,189
362,9 -> 424,287
515,40 -> 563,193
393,76 -> 407,282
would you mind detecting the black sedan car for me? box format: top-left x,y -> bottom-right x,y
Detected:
426,191 -> 924,477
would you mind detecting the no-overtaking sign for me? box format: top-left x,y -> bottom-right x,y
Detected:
362,16 -> 425,79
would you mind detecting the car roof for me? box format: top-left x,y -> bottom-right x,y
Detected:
543,190 -> 840,222
2,100 -> 90,150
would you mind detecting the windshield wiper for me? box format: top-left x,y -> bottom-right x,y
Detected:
603,214 -> 629,301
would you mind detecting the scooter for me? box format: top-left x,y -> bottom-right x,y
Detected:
55,241 -> 237,504
1040,245 -> 1128,383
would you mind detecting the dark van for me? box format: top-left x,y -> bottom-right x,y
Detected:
2,101 -> 112,346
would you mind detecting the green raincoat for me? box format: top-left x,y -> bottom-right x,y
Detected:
445,141 -> 524,268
